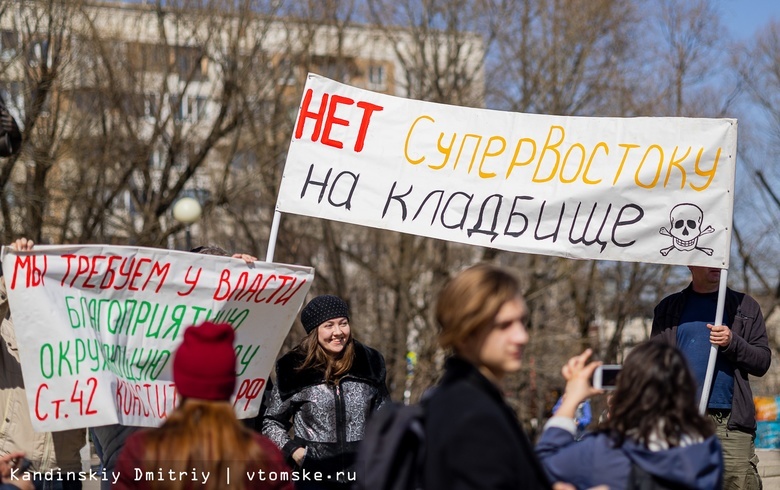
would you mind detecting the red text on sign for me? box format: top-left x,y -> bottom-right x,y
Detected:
294,88 -> 383,153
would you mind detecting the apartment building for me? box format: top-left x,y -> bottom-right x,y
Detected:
0,1 -> 485,247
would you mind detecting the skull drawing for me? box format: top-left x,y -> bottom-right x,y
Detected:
659,203 -> 715,256
670,204 -> 703,251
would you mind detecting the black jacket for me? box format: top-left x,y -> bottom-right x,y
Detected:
0,95 -> 21,157
652,284 -> 771,433
262,340 -> 389,480
423,356 -> 551,490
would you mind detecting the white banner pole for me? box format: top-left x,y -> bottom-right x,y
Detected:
698,269 -> 729,414
265,210 -> 282,262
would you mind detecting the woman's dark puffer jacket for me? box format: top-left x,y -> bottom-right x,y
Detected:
262,340 -> 389,482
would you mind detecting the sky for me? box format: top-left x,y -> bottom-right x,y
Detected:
720,0 -> 780,38
715,2 -> 780,287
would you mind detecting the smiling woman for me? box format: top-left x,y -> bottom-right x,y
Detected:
262,295 -> 390,490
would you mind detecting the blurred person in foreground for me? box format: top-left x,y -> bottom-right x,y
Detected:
423,264 -> 554,489
114,321 -> 292,490
536,342 -> 723,489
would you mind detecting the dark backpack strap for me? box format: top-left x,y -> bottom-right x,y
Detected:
355,402 -> 427,490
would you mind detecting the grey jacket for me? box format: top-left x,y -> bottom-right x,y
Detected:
262,340 -> 389,479
651,284 -> 771,433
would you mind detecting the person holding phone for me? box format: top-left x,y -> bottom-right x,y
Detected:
0,453 -> 34,490
536,342 -> 723,489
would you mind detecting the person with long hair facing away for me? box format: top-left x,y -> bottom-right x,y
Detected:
114,322 -> 292,490
423,264 -> 553,489
262,295 -> 389,489
536,342 -> 723,489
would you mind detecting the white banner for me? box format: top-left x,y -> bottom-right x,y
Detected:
278,74 -> 737,268
1,245 -> 314,431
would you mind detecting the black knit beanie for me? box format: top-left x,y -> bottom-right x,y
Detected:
301,295 -> 350,334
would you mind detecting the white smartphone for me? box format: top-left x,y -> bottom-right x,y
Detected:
592,364 -> 622,390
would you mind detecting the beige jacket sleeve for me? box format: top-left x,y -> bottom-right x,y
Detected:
0,277 -> 87,472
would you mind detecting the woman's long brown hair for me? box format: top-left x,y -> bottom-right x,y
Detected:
601,341 -> 715,447
296,328 -> 355,383
143,399 -> 265,490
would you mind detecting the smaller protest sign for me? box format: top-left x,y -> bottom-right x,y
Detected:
1,245 -> 314,430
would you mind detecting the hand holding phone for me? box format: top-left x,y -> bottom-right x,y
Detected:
1,452 -> 30,481
592,365 -> 622,390
555,349 -> 604,419
14,457 -> 32,473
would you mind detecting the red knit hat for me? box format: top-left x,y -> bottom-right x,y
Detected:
173,322 -> 237,401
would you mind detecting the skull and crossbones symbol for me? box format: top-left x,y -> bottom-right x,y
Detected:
659,203 -> 714,256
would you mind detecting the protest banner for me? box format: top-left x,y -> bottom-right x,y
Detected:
0,245 -> 314,431
276,74 -> 737,269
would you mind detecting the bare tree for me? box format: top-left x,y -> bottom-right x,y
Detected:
0,0 -> 78,243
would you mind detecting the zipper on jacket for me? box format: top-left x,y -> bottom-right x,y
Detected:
333,383 -> 348,480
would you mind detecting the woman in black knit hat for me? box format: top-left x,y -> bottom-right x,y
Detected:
262,295 -> 389,490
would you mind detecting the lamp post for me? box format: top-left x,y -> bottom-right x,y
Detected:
172,197 -> 202,250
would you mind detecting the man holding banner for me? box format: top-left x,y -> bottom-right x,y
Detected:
0,238 -> 85,490
652,266 -> 771,490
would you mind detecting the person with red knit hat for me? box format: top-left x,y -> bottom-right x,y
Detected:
114,322 -> 293,490
91,245 -> 260,490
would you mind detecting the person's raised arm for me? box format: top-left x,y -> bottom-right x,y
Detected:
553,349 -> 602,420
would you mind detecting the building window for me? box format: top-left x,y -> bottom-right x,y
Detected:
277,58 -> 297,85
230,150 -> 257,170
368,64 -> 386,90
127,42 -> 169,73
28,38 -> 51,67
144,93 -> 160,119
0,82 -> 24,120
148,147 -> 164,169
176,46 -> 207,81
175,94 -> 208,122
0,30 -> 18,60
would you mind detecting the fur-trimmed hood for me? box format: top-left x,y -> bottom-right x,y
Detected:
275,340 -> 386,400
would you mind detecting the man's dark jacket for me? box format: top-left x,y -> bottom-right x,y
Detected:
0,95 -> 21,157
651,284 -> 771,433
424,356 -> 551,490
